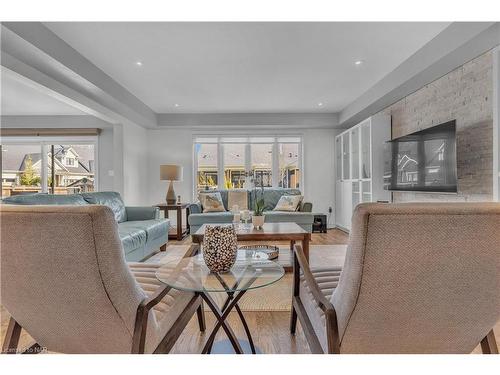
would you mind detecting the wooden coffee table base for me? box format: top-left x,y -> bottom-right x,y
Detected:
199,274 -> 258,354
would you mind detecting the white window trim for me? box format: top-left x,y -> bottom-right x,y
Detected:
1,136 -> 99,193
192,134 -> 303,200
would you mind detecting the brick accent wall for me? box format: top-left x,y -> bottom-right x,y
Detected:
379,50 -> 494,202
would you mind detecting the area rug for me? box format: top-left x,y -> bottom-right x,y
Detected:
146,244 -> 347,311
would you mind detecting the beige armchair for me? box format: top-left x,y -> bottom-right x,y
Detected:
291,203 -> 500,354
1,205 -> 205,354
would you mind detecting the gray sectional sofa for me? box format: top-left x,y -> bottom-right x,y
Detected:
188,188 -> 314,233
1,192 -> 168,261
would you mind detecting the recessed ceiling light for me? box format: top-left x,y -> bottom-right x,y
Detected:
174,104 -> 180,108
136,61 -> 143,66
318,102 -> 323,107
354,60 -> 364,66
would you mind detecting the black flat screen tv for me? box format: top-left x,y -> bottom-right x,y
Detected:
384,120 -> 457,193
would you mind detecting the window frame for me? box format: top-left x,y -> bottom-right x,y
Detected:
65,156 -> 76,166
1,136 -> 99,195
193,135 -> 303,200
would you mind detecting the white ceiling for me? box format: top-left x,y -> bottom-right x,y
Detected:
40,22 -> 449,114
1,69 -> 86,116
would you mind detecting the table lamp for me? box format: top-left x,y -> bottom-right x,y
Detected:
160,164 -> 183,204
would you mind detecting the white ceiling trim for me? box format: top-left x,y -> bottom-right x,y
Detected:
158,112 -> 339,129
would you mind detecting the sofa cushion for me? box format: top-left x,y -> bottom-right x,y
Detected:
81,192 -> 127,223
199,192 -> 226,212
2,193 -> 88,206
250,188 -> 302,211
198,189 -> 229,210
227,189 -> 248,211
118,222 -> 147,254
128,219 -> 168,241
188,212 -> 234,226
263,211 -> 314,224
273,195 -> 303,212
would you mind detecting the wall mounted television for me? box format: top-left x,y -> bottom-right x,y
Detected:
384,120 -> 457,193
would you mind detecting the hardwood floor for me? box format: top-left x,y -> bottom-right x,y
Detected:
170,311 -> 312,354
2,228 -> 498,354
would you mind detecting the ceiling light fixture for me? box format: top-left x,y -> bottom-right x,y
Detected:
136,61 -> 143,66
354,60 -> 364,66
174,104 -> 180,108
318,102 -> 323,107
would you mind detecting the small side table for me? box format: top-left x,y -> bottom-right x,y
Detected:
155,203 -> 190,241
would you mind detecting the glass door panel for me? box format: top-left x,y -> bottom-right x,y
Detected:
351,128 -> 359,180
352,181 -> 360,210
362,180 -> 372,202
1,144 -> 42,198
342,133 -> 350,180
361,123 -> 371,178
49,144 -> 96,194
335,137 -> 342,181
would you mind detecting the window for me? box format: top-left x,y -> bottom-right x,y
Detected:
278,142 -> 300,188
195,142 -> 218,192
1,144 -> 42,197
223,143 -> 246,189
193,136 -> 302,196
1,138 -> 97,198
52,144 -> 96,194
251,143 -> 273,187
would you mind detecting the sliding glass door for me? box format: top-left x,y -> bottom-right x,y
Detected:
1,137 -> 97,198
1,144 -> 42,198
50,144 -> 96,194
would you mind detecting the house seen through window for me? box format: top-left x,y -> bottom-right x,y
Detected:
1,141 -> 97,198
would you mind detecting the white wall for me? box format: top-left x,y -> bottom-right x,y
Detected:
97,127 -> 114,191
147,127 -> 342,227
121,121 -> 149,205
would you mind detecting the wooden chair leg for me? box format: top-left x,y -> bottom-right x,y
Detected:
480,330 -> 499,354
290,304 -> 298,334
2,317 -> 22,354
290,243 -> 299,334
197,301 -> 206,332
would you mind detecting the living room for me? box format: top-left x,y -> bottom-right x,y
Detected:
1,0 -> 499,372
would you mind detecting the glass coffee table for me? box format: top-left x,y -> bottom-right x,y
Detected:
156,249 -> 285,354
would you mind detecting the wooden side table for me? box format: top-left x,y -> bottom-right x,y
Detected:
155,203 -> 190,241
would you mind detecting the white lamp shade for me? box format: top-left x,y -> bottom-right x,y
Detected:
160,164 -> 183,181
